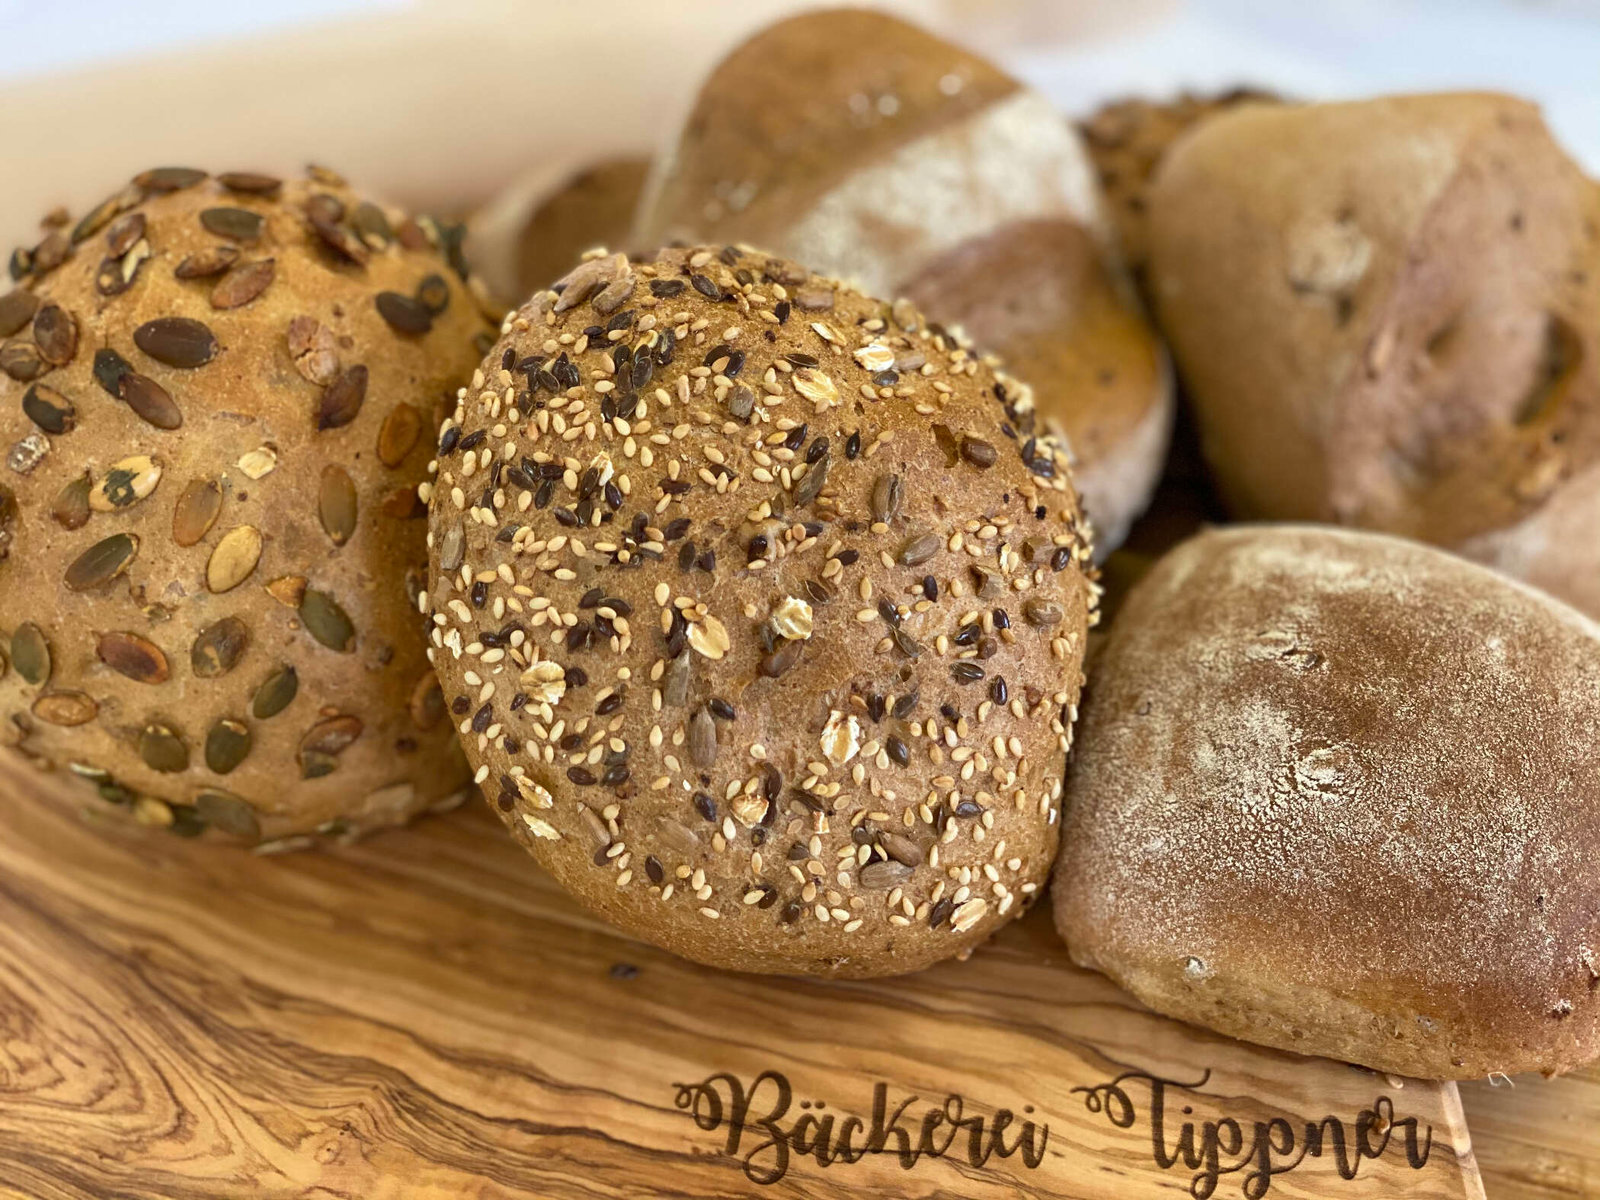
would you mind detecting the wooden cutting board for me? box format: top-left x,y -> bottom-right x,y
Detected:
0,773 -> 1484,1200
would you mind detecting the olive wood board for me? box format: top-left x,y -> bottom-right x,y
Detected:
0,772 -> 1487,1200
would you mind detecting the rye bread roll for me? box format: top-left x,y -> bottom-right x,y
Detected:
1146,93 -> 1600,616
422,244 -> 1095,976
0,166 -> 495,845
634,8 -> 1171,555
1054,524 -> 1600,1080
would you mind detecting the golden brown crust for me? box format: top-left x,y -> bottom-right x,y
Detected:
634,8 -> 1170,557
1055,524 -> 1600,1080
1146,93 -> 1600,609
423,244 -> 1094,976
0,167 -> 494,845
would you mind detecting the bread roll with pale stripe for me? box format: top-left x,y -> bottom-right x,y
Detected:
634,8 -> 1171,555
1054,524 -> 1600,1080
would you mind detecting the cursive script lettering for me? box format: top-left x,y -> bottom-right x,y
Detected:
1073,1070 -> 1433,1198
672,1070 -> 1048,1185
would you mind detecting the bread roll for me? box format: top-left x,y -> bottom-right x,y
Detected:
0,166 -> 495,844
1054,524 -> 1600,1080
423,244 -> 1094,976
1146,93 -> 1600,615
634,9 -> 1171,555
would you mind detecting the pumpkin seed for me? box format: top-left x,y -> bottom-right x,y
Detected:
135,167 -> 207,192
306,197 -> 367,264
96,630 -> 169,683
93,347 -> 132,396
416,273 -> 450,315
210,258 -> 275,309
318,465 -> 357,544
105,211 -> 146,257
119,372 -> 182,429
375,291 -> 432,335
96,246 -> 149,297
22,384 -> 76,434
264,575 -> 306,607
251,665 -> 298,718
0,289 -> 39,337
300,588 -> 354,652
174,245 -> 240,279
65,532 -> 138,590
200,207 -> 264,241
0,339 -> 44,381
297,713 -> 362,777
32,691 -> 97,726
167,805 -> 206,837
376,403 -> 422,466
139,723 -> 190,772
350,201 -> 392,249
194,789 -> 261,838
317,365 -> 367,429
11,622 -> 50,685
33,303 -> 77,365
171,478 -> 222,545
90,455 -> 161,511
204,718 -> 252,774
191,616 -> 249,677
133,316 -> 217,368
408,671 -> 445,730
287,316 -> 339,384
217,171 -> 281,196
206,525 -> 262,592
71,192 -> 123,244
6,431 -> 48,473
0,483 -> 12,560
51,472 -> 91,529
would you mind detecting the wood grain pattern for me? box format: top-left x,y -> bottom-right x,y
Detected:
1460,1068 -> 1600,1197
0,772 -> 1482,1199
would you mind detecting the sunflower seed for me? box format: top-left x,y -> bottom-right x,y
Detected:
65,532 -> 138,590
436,520 -> 464,571
33,691 -> 97,726
120,372 -> 183,429
11,622 -> 50,685
898,532 -> 941,566
135,167 -> 207,192
317,365 -> 367,429
859,859 -> 914,889
376,403 -> 422,467
871,474 -> 902,524
1023,598 -> 1065,628
0,289 -> 39,337
134,317 -> 217,368
662,651 -> 692,707
191,617 -> 249,677
51,471 -> 91,528
726,384 -> 755,421
688,707 -> 718,768
287,316 -> 339,383
210,258 -> 275,309
175,245 -> 240,279
33,304 -> 76,365
880,832 -> 924,867
217,171 -> 281,196
206,525 -> 262,592
200,207 -> 264,241
90,455 -> 162,511
375,291 -> 432,335
760,639 -> 803,678
961,436 -> 998,469
96,630 -> 169,683
252,665 -> 299,718
139,724 -> 190,772
301,588 -> 355,652
22,384 -> 75,434
204,719 -> 252,774
195,789 -> 261,838
171,478 -> 222,545
350,201 -> 392,249
793,453 -> 828,507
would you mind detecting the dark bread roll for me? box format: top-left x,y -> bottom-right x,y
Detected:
1054,524 -> 1600,1079
423,244 -> 1095,976
1146,93 -> 1600,615
0,167 -> 495,845
634,8 -> 1171,555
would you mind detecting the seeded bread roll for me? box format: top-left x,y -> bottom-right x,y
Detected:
1055,524 -> 1600,1080
633,8 -> 1171,556
468,156 -> 650,310
1078,87 -> 1280,276
0,166 -> 495,845
423,244 -> 1094,976
1146,93 -> 1600,615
